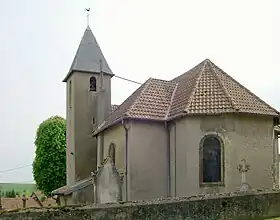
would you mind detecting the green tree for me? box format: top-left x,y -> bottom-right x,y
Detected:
5,189 -> 16,198
33,116 -> 66,195
11,189 -> 16,198
4,191 -> 10,198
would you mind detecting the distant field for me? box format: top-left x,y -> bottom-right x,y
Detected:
0,183 -> 36,195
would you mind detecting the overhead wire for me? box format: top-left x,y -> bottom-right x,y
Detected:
0,164 -> 32,174
114,75 -> 142,85
0,75 -> 141,180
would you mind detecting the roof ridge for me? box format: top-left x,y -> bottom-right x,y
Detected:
126,78 -> 154,117
149,77 -> 170,82
165,83 -> 179,120
105,81 -> 147,120
208,61 -> 238,111
170,59 -> 206,82
184,60 -> 207,113
212,62 -> 280,115
93,81 -> 147,134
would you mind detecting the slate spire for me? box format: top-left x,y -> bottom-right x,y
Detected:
63,26 -> 113,82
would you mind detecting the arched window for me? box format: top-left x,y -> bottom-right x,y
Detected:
108,143 -> 116,166
200,135 -> 223,184
90,76 -> 97,91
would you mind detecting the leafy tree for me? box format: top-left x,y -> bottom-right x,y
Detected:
33,116 -> 66,195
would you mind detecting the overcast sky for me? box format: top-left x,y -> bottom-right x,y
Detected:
0,0 -> 279,183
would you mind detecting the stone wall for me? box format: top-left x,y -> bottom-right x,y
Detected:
72,184 -> 94,205
172,114 -> 275,197
1,190 -> 280,220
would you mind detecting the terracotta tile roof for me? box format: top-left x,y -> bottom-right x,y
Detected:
93,59 -> 279,135
94,78 -> 177,133
168,59 -> 207,117
169,59 -> 279,117
212,62 -> 277,115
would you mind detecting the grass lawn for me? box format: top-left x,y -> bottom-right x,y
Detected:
0,183 -> 36,195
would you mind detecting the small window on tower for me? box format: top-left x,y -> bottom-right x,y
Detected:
92,117 -> 96,125
90,77 -> 97,91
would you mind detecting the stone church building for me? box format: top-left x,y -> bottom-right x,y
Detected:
52,25 -> 280,205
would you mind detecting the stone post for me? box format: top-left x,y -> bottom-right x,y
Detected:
31,192 -> 43,207
52,195 -> 60,206
123,169 -> 128,202
0,190 -> 2,210
22,194 -> 27,208
119,171 -> 125,202
91,171 -> 98,203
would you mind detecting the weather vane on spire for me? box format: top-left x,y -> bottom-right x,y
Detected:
85,8 -> 91,26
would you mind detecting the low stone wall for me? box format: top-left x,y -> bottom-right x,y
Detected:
1,190 -> 280,220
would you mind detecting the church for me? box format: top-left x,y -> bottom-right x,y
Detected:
52,25 -> 280,205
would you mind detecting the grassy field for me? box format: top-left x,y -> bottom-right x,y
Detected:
0,183 -> 36,195
0,183 -> 57,209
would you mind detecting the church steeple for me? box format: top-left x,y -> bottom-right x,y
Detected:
63,26 -> 113,82
64,25 -> 113,186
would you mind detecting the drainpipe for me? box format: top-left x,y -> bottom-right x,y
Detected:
272,128 -> 279,189
122,120 -> 129,201
165,122 -> 171,197
272,130 -> 276,188
174,122 -> 177,197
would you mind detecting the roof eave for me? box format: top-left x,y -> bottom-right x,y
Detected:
62,69 -> 115,83
92,117 -> 125,136
51,191 -> 67,196
93,110 -> 279,137
51,186 -> 69,196
231,110 -> 279,117
64,182 -> 92,196
167,112 -> 188,122
93,116 -> 166,136
167,110 -> 236,121
52,178 -> 93,196
62,71 -> 72,83
167,110 -> 279,122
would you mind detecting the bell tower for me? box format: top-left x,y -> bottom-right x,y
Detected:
63,26 -> 114,186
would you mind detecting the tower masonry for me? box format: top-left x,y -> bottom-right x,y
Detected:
63,26 -> 113,186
